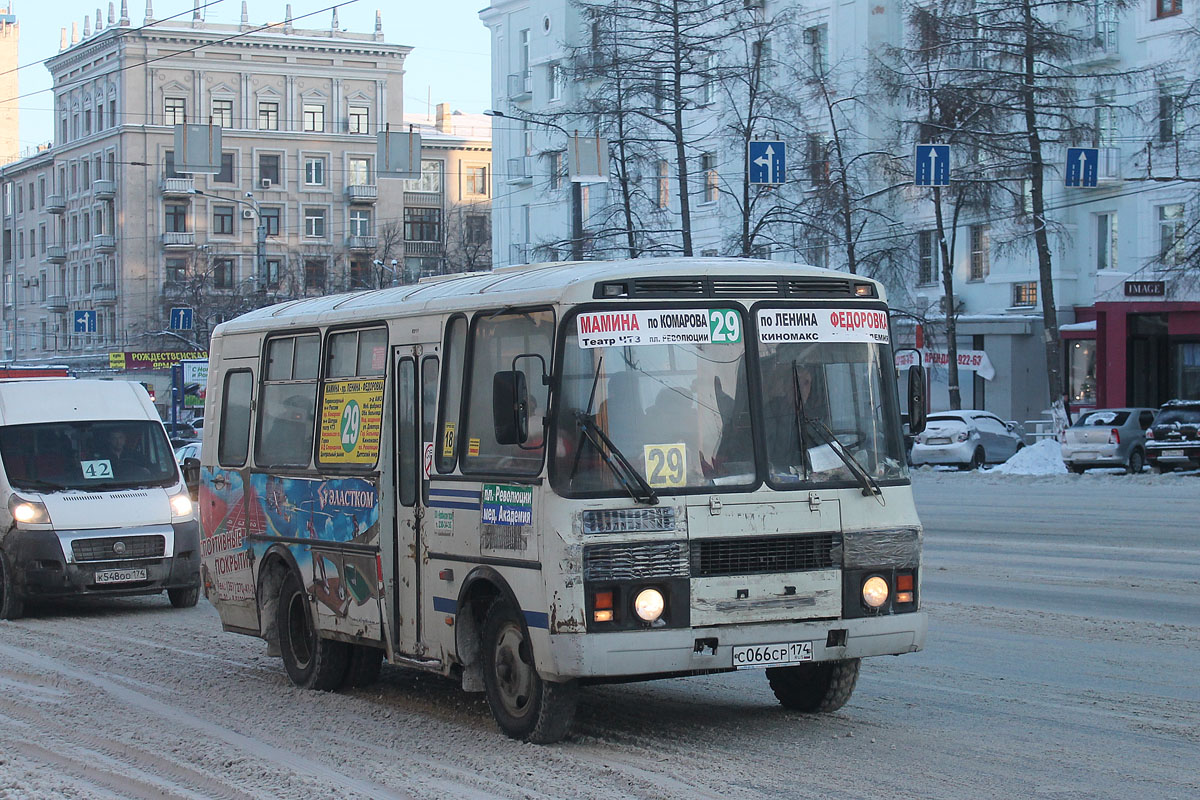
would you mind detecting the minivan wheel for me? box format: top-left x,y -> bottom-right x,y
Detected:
0,549 -> 24,621
1127,450 -> 1145,475
168,584 -> 200,608
278,571 -> 349,690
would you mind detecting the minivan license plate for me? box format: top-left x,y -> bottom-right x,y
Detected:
94,568 -> 147,584
732,641 -> 814,669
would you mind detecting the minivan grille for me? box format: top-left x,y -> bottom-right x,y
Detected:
584,541 -> 690,581
72,535 -> 165,562
692,534 -> 838,577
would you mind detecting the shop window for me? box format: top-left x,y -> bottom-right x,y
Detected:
1068,340 -> 1096,406
1012,281 -> 1038,307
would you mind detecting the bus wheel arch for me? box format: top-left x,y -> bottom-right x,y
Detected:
256,546 -> 300,652
455,567 -> 518,692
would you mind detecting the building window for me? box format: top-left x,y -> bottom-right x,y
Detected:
164,97 -> 186,126
212,98 -> 233,128
701,153 -> 718,203
653,68 -> 667,112
807,238 -> 828,269
215,152 -> 235,183
260,206 -> 281,236
752,38 -> 772,88
348,157 -> 372,186
165,203 -> 188,233
806,134 -> 829,185
1158,84 -> 1182,143
166,257 -> 187,283
1069,340 -> 1097,405
1012,281 -> 1038,307
1094,92 -> 1116,147
259,154 -> 280,186
304,207 -> 327,238
465,165 -> 488,196
1159,203 -> 1185,265
348,105 -> 370,134
304,157 -> 326,186
548,151 -> 564,191
700,52 -> 717,106
403,160 -> 440,192
1156,0 -> 1182,17
548,62 -> 563,101
1096,213 -> 1118,270
969,224 -> 989,281
213,205 -> 235,235
350,260 -> 371,288
265,258 -> 281,289
258,101 -> 279,131
302,103 -> 325,132
918,230 -> 938,285
404,207 -> 442,242
304,258 -> 326,290
804,24 -> 828,75
96,104 -> 103,130
349,209 -> 372,237
212,258 -> 235,289
466,215 -> 488,245
657,159 -> 670,209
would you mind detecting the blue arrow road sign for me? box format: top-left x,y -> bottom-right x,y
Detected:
748,141 -> 786,185
170,307 -> 194,331
1065,147 -> 1099,188
914,144 -> 951,187
73,309 -> 97,334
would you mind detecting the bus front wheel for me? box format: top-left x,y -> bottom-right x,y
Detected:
766,658 -> 861,713
278,570 -> 349,691
481,598 -> 577,744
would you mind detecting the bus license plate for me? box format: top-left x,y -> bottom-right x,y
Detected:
732,641 -> 814,669
1163,449 -> 1185,459
94,568 -> 147,584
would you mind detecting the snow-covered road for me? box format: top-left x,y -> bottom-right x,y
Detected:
2,471 -> 1198,799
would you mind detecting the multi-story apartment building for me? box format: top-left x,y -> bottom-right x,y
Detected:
480,0 -> 1199,420
1,3 -> 410,369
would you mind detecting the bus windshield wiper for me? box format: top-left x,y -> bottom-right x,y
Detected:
573,412 -> 659,505
791,362 -> 883,503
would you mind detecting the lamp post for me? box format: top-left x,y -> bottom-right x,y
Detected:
191,189 -> 267,294
372,258 -> 400,287
485,109 -> 585,262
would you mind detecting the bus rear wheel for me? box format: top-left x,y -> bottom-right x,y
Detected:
278,571 -> 349,691
481,598 -> 577,743
767,658 -> 861,713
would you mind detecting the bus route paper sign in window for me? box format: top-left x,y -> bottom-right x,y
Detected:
577,309 -> 742,349
319,378 -> 385,465
756,308 -> 890,345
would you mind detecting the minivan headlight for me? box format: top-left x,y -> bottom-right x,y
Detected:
169,491 -> 194,520
9,494 -> 50,525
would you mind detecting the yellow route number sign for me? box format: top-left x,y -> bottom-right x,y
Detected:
319,378 -> 384,465
643,443 -> 686,487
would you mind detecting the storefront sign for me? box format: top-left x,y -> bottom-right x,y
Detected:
896,348 -> 996,381
757,308 -> 890,345
109,350 -> 208,371
1124,281 -> 1165,297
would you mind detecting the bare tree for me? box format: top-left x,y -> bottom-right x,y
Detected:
444,202 -> 492,273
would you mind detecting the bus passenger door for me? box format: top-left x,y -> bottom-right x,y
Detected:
391,353 -> 421,652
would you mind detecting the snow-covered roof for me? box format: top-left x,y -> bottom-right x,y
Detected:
1059,320 -> 1097,332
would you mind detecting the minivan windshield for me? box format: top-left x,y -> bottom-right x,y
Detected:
0,420 -> 178,491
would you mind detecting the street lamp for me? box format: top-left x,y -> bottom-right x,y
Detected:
372,258 -> 400,287
191,189 -> 268,294
485,109 -> 585,262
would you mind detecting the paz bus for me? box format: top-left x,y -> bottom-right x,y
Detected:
199,258 -> 928,743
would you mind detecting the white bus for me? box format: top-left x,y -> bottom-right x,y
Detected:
199,258 -> 928,743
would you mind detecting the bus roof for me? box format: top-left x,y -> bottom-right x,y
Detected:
213,258 -> 886,338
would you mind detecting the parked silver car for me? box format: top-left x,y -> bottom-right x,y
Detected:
911,410 -> 1025,469
1061,408 -> 1156,474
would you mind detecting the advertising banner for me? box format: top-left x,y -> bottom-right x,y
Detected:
318,378 -> 385,465
109,351 -> 208,371
896,348 -> 996,381
181,359 -> 208,408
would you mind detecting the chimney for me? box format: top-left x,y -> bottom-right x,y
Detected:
240,0 -> 248,29
436,103 -> 452,134
71,21 -> 79,43
144,0 -> 153,24
374,10 -> 383,41
83,15 -> 90,37
120,0 -> 129,25
60,26 -> 67,50
109,2 -> 116,25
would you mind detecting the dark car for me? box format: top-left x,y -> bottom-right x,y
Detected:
1145,400 -> 1200,473
162,421 -> 199,448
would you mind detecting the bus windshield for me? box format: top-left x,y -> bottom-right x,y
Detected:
0,420 -> 179,491
553,307 -> 756,495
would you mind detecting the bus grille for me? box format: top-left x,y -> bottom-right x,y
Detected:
72,535 -> 166,562
584,542 -> 690,580
692,534 -> 838,577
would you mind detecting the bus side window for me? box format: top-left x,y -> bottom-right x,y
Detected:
436,316 -> 467,473
218,369 -> 253,467
421,356 -> 439,500
256,333 -> 320,468
397,358 -> 418,507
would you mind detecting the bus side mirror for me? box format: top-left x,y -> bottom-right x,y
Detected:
493,370 -> 529,445
907,365 -> 927,434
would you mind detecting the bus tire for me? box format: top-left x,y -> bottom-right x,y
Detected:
278,571 -> 349,691
766,658 -> 861,713
0,549 -> 24,621
481,598 -> 577,744
168,585 -> 200,608
341,644 -> 384,690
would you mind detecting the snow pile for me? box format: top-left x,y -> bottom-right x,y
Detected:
989,438 -> 1067,476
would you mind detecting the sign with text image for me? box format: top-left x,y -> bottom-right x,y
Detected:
643,443 -> 687,487
319,378 -> 385,464
757,308 -> 890,345
577,308 -> 743,349
481,483 -> 533,526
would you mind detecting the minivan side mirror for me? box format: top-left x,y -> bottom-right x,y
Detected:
182,456 -> 201,496
492,370 -> 529,445
907,365 -> 927,434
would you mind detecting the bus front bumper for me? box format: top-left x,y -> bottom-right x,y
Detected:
542,610 -> 927,680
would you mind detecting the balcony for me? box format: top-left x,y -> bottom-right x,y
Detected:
507,156 -> 533,185
404,240 -> 442,257
1071,22 -> 1118,63
44,294 -> 68,312
161,177 -> 196,196
46,194 -> 66,213
93,179 -> 116,198
347,235 -> 378,251
92,283 -> 118,305
94,234 -> 116,252
46,245 -> 67,263
161,231 -> 195,248
507,71 -> 532,101
404,191 -> 442,207
346,184 -> 378,203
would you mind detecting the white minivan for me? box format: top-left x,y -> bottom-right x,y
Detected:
0,379 -> 200,619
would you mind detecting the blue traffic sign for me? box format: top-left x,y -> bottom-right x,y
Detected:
170,307 -> 194,331
915,144 -> 951,187
748,141 -> 786,185
1065,147 -> 1099,188
73,309 -> 97,334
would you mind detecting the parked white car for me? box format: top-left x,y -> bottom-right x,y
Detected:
911,410 -> 1025,469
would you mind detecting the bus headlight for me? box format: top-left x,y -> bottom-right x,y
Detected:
633,588 -> 665,622
9,495 -> 50,525
862,575 -> 889,608
170,492 -> 194,520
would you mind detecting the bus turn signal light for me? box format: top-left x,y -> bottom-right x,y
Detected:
593,590 -> 614,623
896,572 -> 914,604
